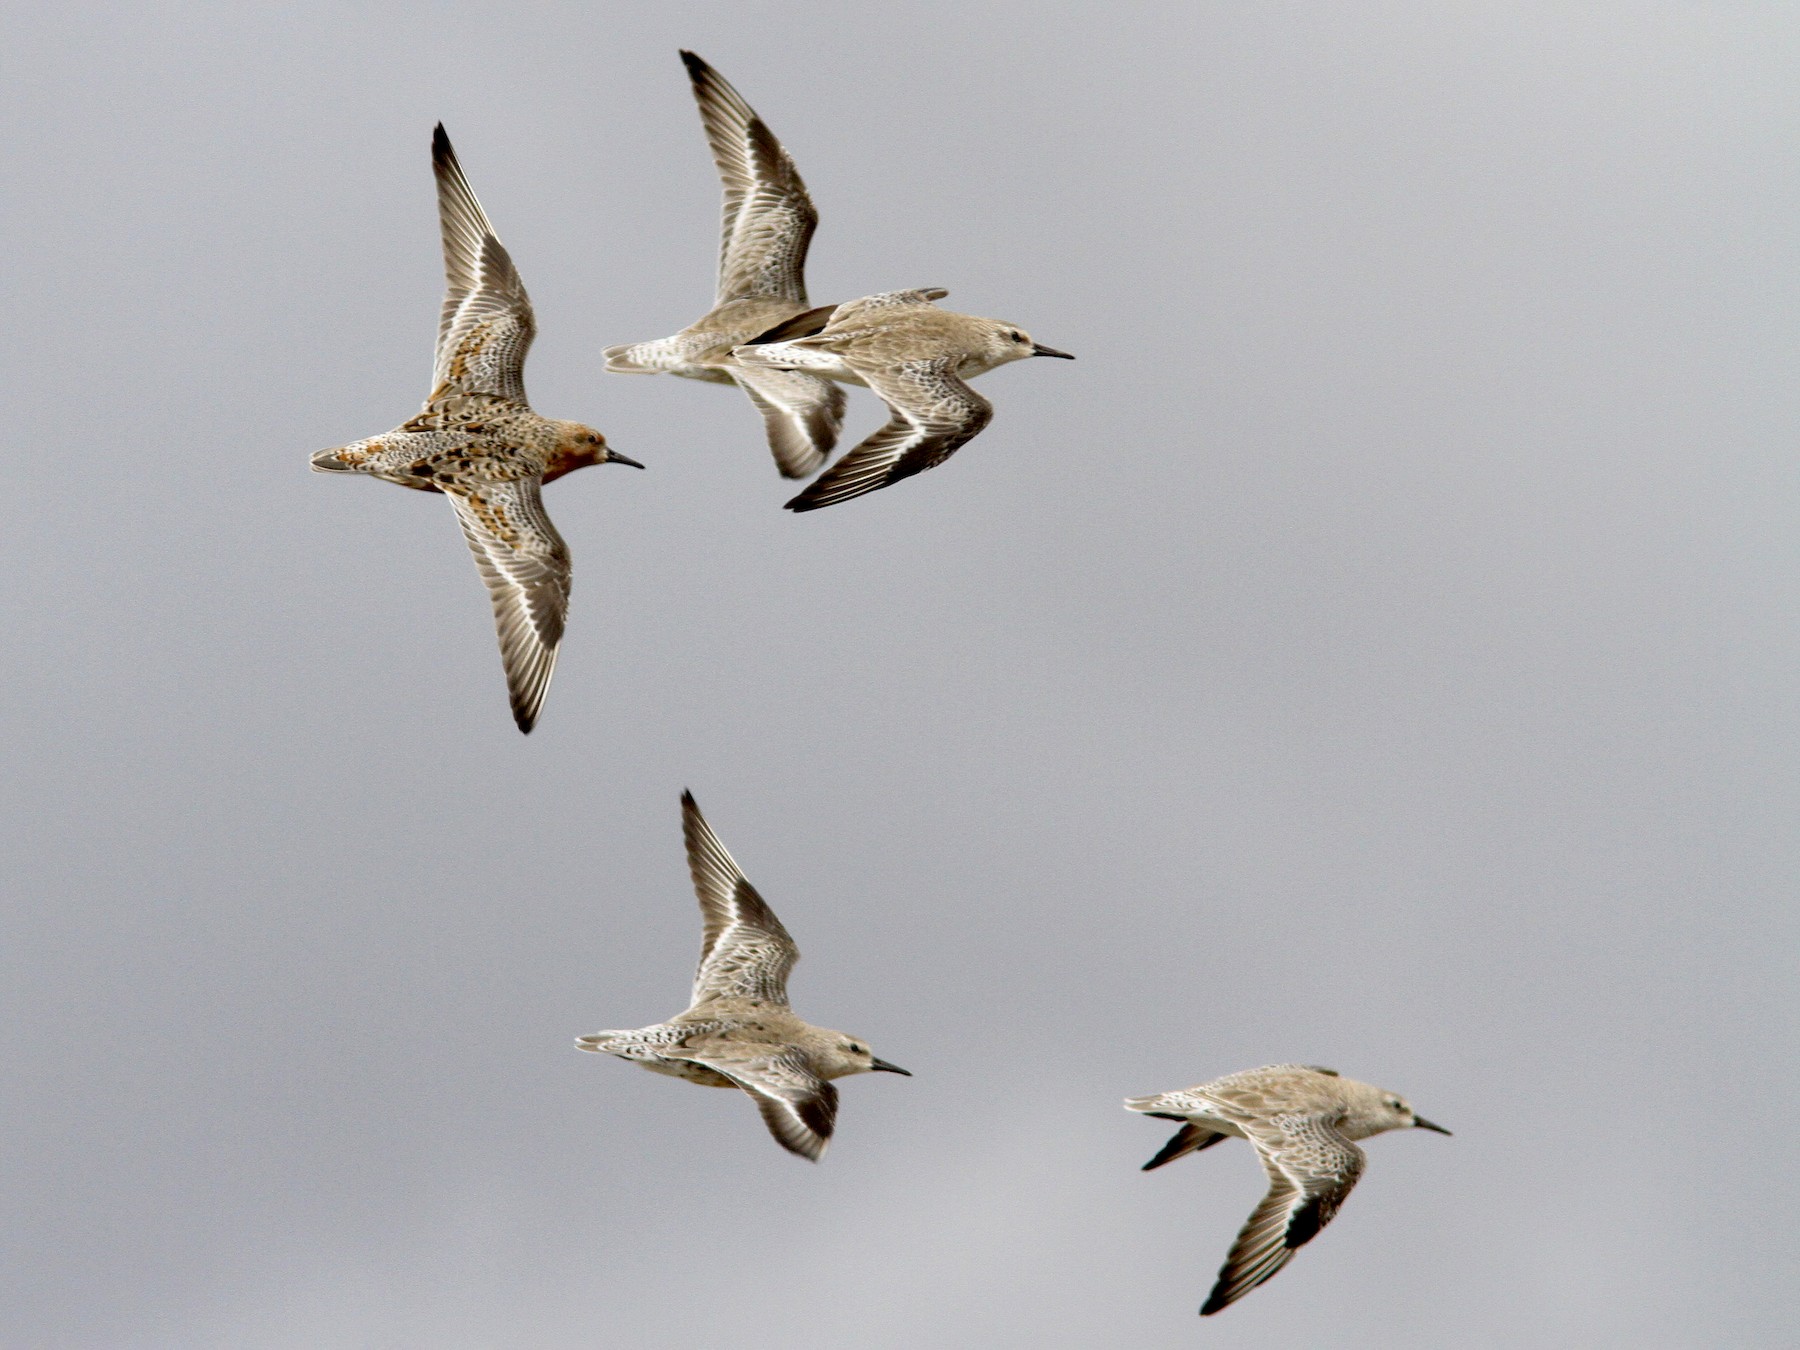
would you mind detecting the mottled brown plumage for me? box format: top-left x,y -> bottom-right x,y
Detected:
312,125 -> 640,733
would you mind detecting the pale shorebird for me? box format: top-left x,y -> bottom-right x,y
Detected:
603,51 -> 845,479
731,288 -> 1073,512
312,126 -> 642,734
1126,1064 -> 1450,1316
576,792 -> 909,1161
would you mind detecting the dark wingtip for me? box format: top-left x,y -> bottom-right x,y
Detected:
1139,1122 -> 1201,1172
1199,1286 -> 1230,1317
681,789 -> 699,810
1284,1196 -> 1325,1249
679,50 -> 711,81
1138,1142 -> 1184,1172
432,123 -> 453,162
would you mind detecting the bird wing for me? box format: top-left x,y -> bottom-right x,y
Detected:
822,288 -> 949,323
1140,1120 -> 1228,1171
1201,1116 -> 1365,1316
730,366 -> 846,478
682,791 -> 799,1005
744,304 -> 839,346
679,51 -> 815,306
429,125 -> 535,409
784,358 -> 992,512
693,1047 -> 839,1162
446,479 -> 569,733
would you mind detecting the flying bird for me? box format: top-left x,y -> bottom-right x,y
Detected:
603,51 -> 845,479
312,125 -> 641,733
731,288 -> 1073,512
576,792 -> 909,1161
1126,1064 -> 1450,1316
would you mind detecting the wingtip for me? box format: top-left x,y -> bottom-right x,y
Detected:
1199,1279 -> 1237,1317
681,788 -> 699,810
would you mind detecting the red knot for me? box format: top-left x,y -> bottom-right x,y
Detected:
1127,1063 -> 1450,1315
732,288 -> 1073,512
576,792 -> 909,1161
603,52 -> 844,479
311,125 -> 642,733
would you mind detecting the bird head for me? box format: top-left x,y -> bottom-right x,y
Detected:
818,1033 -> 911,1082
978,321 -> 1074,371
543,422 -> 644,484
1358,1083 -> 1451,1139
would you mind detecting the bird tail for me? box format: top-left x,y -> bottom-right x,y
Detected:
310,443 -> 365,473
603,339 -> 684,373
1124,1092 -> 1179,1115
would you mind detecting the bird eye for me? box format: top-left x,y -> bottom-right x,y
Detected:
1009,330 -> 1026,342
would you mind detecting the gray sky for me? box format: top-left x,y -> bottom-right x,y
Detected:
4,2 -> 1797,1345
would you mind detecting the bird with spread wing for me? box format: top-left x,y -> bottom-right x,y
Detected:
733,287 -> 1073,512
1127,1064 -> 1450,1315
604,52 -> 845,480
577,792 -> 909,1161
312,125 -> 642,733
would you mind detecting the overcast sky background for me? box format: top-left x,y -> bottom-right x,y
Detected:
3,3 -> 1797,1346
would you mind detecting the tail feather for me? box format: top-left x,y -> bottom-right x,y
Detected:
604,339 -> 684,373
1124,1093 -> 1175,1114
310,445 -> 360,472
